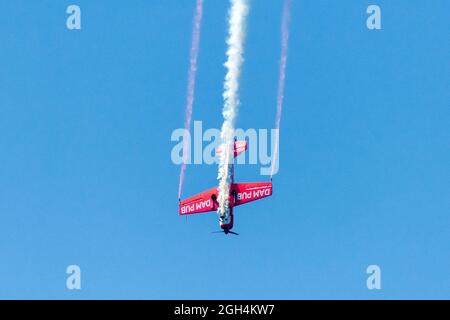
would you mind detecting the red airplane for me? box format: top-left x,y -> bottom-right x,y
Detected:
178,140 -> 273,235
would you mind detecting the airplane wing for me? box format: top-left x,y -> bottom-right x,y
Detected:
179,187 -> 218,215
231,182 -> 273,207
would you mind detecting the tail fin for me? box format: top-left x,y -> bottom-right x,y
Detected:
216,140 -> 247,158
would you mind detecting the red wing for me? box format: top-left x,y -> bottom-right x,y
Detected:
179,187 -> 218,215
231,182 -> 273,207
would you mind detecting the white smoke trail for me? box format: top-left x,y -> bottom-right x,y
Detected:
271,0 -> 291,178
178,0 -> 203,200
217,0 -> 249,215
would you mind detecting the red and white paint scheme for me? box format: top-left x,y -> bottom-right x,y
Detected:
179,140 -> 273,235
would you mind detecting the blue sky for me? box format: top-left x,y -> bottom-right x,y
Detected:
0,0 -> 448,299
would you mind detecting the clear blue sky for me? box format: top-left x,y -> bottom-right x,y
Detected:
0,0 -> 448,299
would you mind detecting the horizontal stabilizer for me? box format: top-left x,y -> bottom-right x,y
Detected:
216,140 -> 247,158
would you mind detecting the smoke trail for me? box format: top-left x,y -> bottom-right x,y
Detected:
178,0 -> 203,200
217,0 -> 249,215
271,0 -> 291,178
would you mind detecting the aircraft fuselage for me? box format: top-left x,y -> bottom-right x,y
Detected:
219,163 -> 235,232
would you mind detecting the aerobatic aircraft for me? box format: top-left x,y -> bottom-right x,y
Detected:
178,140 -> 273,235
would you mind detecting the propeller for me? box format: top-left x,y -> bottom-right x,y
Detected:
212,230 -> 239,236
